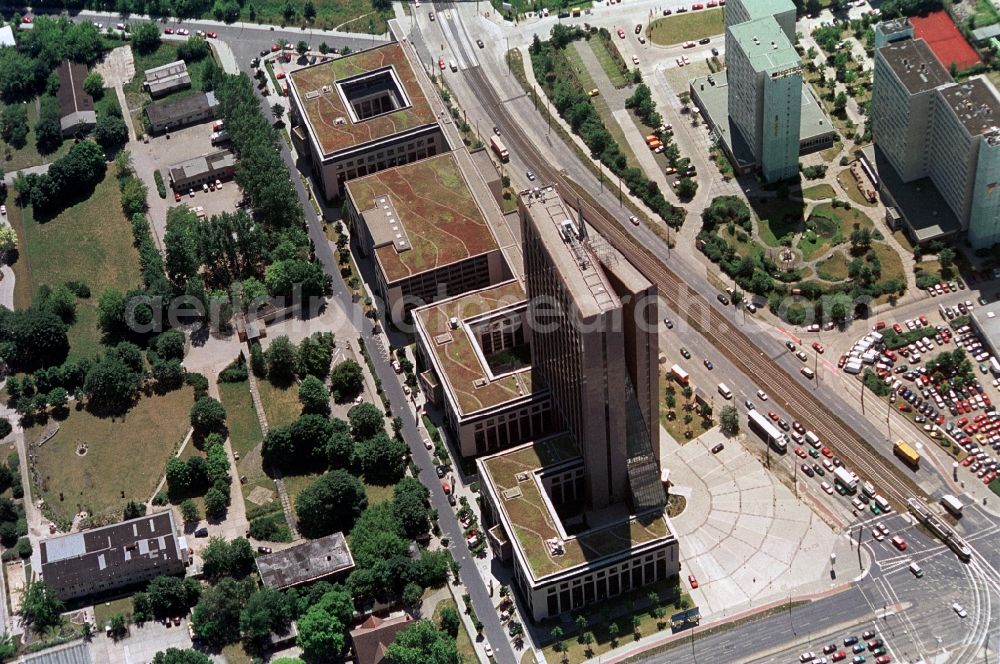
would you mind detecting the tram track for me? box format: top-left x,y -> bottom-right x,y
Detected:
463,63 -> 927,508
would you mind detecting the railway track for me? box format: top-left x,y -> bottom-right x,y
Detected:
464,64 -> 927,508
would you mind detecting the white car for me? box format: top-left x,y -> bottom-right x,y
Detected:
757,389 -> 769,401
0,205 -> 6,216
484,642 -> 493,657
632,54 -> 640,64
629,215 -> 639,226
953,602 -> 968,618
820,481 -> 833,495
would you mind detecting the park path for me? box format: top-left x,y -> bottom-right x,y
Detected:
245,369 -> 299,539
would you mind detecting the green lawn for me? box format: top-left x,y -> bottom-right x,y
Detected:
753,198 -> 806,247
587,36 -> 628,88
871,241 -> 906,284
217,0 -> 390,32
282,471 -> 322,508
811,202 -> 875,237
974,0 -> 1000,28
802,183 -> 836,200
816,251 -> 850,281
648,9 -> 724,46
94,597 -> 133,627
7,174 -> 141,359
256,377 -> 301,429
566,42 -> 599,92
218,380 -> 263,459
0,100 -> 74,173
31,386 -> 195,526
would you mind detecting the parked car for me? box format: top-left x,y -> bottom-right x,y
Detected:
688,574 -> 699,588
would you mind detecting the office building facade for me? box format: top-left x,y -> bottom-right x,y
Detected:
724,1 -> 802,182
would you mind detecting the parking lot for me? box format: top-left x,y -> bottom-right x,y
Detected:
131,122 -> 243,242
835,289 -> 1000,495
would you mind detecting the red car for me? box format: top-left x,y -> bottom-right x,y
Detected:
875,320 -> 886,330
832,653 -> 847,662
617,28 -> 626,38
838,355 -> 847,368
875,656 -> 892,664
206,31 -> 218,38
688,574 -> 699,589
768,411 -> 779,422
821,447 -> 833,458
891,535 -> 907,551
893,323 -> 903,334
919,315 -> 928,326
438,57 -> 446,70
21,15 -> 32,23
164,26 -> 174,33
174,191 -> 181,202
441,481 -> 451,494
795,447 -> 807,459
692,3 -> 704,8
812,342 -> 825,354
271,43 -> 281,51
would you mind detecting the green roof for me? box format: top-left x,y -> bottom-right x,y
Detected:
288,42 -> 437,156
729,17 -> 800,72
413,281 -> 533,416
346,152 -> 500,283
480,437 -> 671,580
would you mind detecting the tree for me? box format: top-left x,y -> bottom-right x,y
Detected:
265,336 -> 298,383
384,620 -> 459,664
608,621 -> 620,644
34,96 -> 62,155
676,177 -> 698,200
834,91 -> 848,113
329,359 -> 364,399
298,375 -> 330,415
109,613 -> 128,638
152,650 -> 212,664
164,206 -> 200,286
296,606 -> 345,658
239,588 -> 291,645
348,402 -> 383,440
92,110 -> 127,149
297,333 -> 333,378
438,606 -> 460,638
201,537 -> 255,580
180,498 -> 200,523
402,582 -> 423,609
304,0 -> 316,20
83,352 -> 138,413
19,581 -> 63,632
392,477 -> 430,538
190,396 -> 227,435
295,470 -> 367,538
356,433 -> 407,484
720,405 -> 739,436
190,577 -> 254,645
83,71 -> 105,98
205,487 -> 228,518
6,307 -> 69,371
1,105 -> 29,149
939,247 -> 956,269
131,21 -> 162,54
145,576 -> 199,619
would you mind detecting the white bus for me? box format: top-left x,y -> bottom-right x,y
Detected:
748,409 -> 787,453
941,494 -> 964,517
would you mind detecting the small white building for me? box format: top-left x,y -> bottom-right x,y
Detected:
0,25 -> 16,48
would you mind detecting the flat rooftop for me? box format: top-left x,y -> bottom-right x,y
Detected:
346,152 -> 500,283
479,436 -> 671,580
729,17 -> 799,72
520,186 -> 650,319
256,532 -> 355,590
862,144 -> 961,242
691,71 -> 837,168
972,300 -> 1000,347
877,38 -> 952,94
414,280 -> 533,417
289,42 -> 438,157
938,77 -> 1000,137
731,0 -> 794,20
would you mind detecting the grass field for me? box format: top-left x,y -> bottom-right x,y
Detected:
94,597 -> 133,627
754,198 -> 806,247
973,0 -> 1000,28
7,174 -> 141,359
802,183 -> 836,200
0,100 -> 74,173
648,9 -> 724,46
816,251 -> 850,281
566,42 -> 600,91
433,598 -> 477,664
836,168 -> 878,207
871,241 -> 906,285
31,386 -> 194,525
217,0 -> 390,32
256,378 -> 301,429
586,36 -> 628,88
218,381 -> 263,459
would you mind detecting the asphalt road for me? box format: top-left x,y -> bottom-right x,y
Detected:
245,69 -> 516,664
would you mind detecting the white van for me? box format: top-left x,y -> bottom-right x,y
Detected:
804,431 -> 821,449
717,383 -> 732,400
909,561 -> 923,577
449,60 -> 458,72
801,367 -> 815,379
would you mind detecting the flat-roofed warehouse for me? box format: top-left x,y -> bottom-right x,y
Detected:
144,60 -> 192,98
256,532 -> 355,590
39,511 -> 189,602
168,149 -> 236,191
288,41 -> 449,200
345,151 -> 511,320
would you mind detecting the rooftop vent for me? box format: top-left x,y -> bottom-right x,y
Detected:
334,117 -> 346,125
305,90 -> 320,100
322,84 -> 332,94
473,378 -> 488,388
515,472 -> 529,482
449,316 -> 459,330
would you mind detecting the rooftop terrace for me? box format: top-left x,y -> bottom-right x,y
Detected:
480,437 -> 671,580
346,152 -> 500,283
414,280 -> 533,416
289,42 -> 438,157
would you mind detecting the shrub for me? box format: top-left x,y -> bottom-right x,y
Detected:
153,170 -> 167,199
